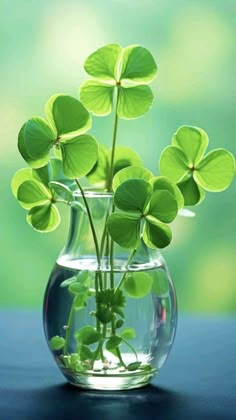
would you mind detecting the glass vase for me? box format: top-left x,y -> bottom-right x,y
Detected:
43,191 -> 177,390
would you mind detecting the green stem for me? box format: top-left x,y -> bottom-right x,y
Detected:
116,347 -> 126,368
75,179 -> 103,290
115,248 -> 137,291
64,303 -> 74,355
122,338 -> 138,362
95,273 -> 101,333
107,87 -> 120,192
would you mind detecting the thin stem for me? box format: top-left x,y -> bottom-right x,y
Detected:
107,87 -> 120,192
122,338 -> 138,362
110,239 -> 115,290
115,248 -> 137,291
116,347 -> 126,368
64,303 -> 74,355
75,179 -> 103,290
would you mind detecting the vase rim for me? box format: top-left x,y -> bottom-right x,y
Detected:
73,189 -> 113,198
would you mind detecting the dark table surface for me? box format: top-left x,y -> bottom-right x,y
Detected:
0,311 -> 236,420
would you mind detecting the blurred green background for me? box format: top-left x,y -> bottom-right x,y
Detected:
1,0 -> 235,312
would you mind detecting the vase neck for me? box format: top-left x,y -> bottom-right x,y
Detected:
57,192 -> 163,271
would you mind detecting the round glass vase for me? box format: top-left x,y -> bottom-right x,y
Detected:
43,191 -> 177,391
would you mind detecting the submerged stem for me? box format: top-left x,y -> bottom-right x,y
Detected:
115,248 -> 137,291
64,304 -> 74,355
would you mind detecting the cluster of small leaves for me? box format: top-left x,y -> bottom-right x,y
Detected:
80,44 -> 157,119
95,288 -> 126,324
61,271 -> 93,310
160,125 -> 235,205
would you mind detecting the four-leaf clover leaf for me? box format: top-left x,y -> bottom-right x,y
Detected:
80,44 -> 157,119
18,94 -> 98,179
107,179 -> 178,249
159,125 -> 235,205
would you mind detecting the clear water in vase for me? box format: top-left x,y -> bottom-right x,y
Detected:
43,255 -> 177,390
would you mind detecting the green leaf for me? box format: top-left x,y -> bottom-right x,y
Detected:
117,85 -> 154,119
79,345 -> 93,361
74,326 -> 101,345
74,294 -> 86,311
60,276 -> 77,288
61,134 -> 98,179
49,158 -> 76,188
80,80 -> 114,116
17,180 -> 51,209
107,213 -> 141,249
50,335 -> 65,351
24,117 -> 55,159
151,176 -> 184,209
112,306 -> 125,319
159,146 -> 189,182
69,282 -> 88,295
143,218 -> 172,249
49,181 -> 73,202
106,335 -> 122,351
32,164 -> 51,185
127,362 -> 141,371
87,144 -> 109,185
96,307 -> 113,324
124,272 -> 153,298
115,319 -> 124,329
113,165 -> 153,191
194,149 -> 235,191
11,168 -> 34,198
172,125 -> 209,166
26,204 -> 60,232
84,44 -> 122,80
114,179 -> 152,213
120,327 -> 136,340
113,145 -> 143,175
177,176 -> 202,206
45,94 -> 91,137
147,190 -> 178,223
120,45 -> 157,83
152,270 -> 169,296
18,124 -> 49,168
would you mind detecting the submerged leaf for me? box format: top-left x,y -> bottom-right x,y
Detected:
124,272 -> 153,298
50,335 -> 65,351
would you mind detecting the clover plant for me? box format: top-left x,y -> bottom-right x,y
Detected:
12,44 -> 235,373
